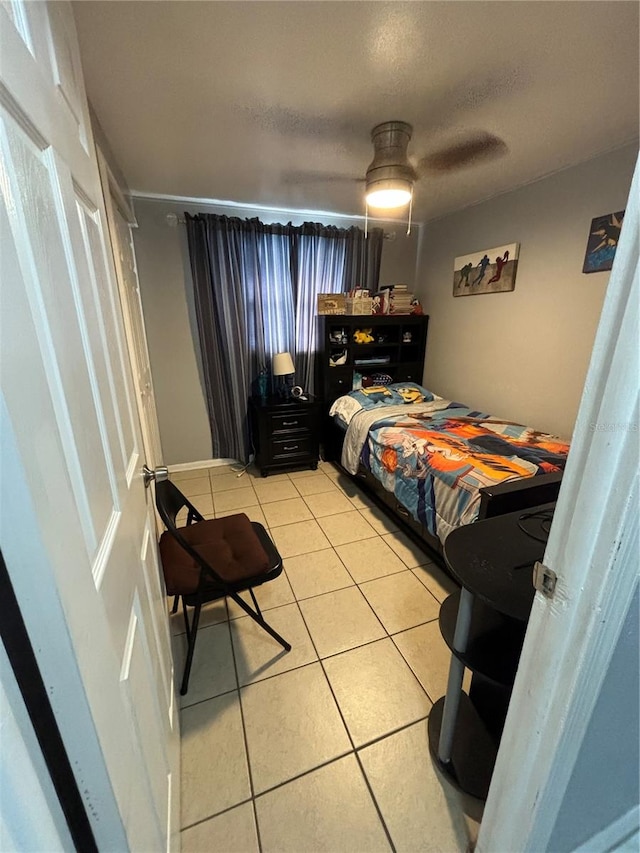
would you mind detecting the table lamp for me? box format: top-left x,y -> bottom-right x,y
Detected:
272,352 -> 295,399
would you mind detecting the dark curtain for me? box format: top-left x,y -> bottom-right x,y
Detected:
343,225 -> 384,292
185,213 -> 383,462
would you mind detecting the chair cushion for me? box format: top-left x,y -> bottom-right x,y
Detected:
159,514 -> 270,596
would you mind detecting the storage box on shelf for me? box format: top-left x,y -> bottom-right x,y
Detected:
344,296 -> 373,315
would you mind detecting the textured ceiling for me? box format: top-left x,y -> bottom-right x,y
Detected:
73,1 -> 639,223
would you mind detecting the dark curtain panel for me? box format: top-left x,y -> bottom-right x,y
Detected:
185,214 -> 383,462
185,214 -> 295,462
343,226 -> 384,292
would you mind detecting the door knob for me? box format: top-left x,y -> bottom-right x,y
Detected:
142,464 -> 168,488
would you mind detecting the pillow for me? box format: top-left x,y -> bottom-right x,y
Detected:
329,385 -> 403,426
387,382 -> 438,405
349,386 -> 404,408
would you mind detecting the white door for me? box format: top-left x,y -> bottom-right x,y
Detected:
0,2 -> 179,850
478,159 -> 639,850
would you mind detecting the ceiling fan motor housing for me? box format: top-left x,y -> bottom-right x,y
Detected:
366,121 -> 416,197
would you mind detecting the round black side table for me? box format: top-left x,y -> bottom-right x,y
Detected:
427,503 -> 554,800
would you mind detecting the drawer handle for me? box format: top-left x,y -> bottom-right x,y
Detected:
282,420 -> 298,426
283,445 -> 299,451
395,504 -> 410,518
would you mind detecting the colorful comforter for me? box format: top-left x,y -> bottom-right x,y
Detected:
337,393 -> 570,544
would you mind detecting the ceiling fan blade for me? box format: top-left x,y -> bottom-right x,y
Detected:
281,170 -> 364,186
417,133 -> 508,174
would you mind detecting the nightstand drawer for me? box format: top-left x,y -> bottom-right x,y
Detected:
269,410 -> 311,435
270,436 -> 312,461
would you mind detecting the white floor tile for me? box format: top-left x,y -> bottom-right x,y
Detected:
226,571 -> 295,619
253,479 -> 300,504
262,497 -> 313,528
180,692 -> 250,827
213,487 -> 258,513
303,490 -> 355,518
271,519 -> 331,558
284,548 -> 355,600
360,571 -> 440,634
208,463 -> 238,478
299,586 -> 385,658
177,622 -> 237,709
188,493 -> 214,516
288,467 -> 326,480
382,531 -> 433,568
179,475 -> 213,497
169,598 -> 227,636
230,602 -> 317,686
359,721 -> 472,853
317,510 -> 378,546
215,505 -> 268,528
323,638 -> 432,747
358,505 -> 400,535
256,755 -> 391,853
293,475 -> 340,497
335,536 -> 407,584
241,663 -> 351,794
392,620 -> 453,703
412,563 -> 459,603
171,466 -> 213,481
210,472 -> 254,493
245,468 -> 291,484
181,801 -> 259,853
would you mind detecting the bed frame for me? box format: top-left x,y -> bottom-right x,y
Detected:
323,417 -> 563,568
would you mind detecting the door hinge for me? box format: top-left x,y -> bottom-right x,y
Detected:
533,561 -> 557,598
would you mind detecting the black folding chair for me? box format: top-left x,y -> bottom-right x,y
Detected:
155,479 -> 291,695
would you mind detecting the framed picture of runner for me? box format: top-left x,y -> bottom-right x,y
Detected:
453,243 -> 519,296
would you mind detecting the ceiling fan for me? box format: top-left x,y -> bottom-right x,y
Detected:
283,121 -> 508,214
364,121 -> 507,210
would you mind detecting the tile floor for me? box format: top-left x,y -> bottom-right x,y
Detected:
169,461 -> 480,852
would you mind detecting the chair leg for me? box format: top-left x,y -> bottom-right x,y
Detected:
249,588 -> 262,618
171,595 -> 180,614
182,597 -> 191,642
180,601 -> 202,696
229,591 -> 291,653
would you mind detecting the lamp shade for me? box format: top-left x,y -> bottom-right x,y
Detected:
272,352 -> 295,375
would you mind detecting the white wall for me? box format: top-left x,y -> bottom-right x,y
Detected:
417,144 -> 638,439
132,196 -> 421,465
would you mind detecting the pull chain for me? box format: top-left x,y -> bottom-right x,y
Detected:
365,202 -> 369,239
407,191 -> 413,236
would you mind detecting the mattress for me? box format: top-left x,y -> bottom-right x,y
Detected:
330,384 -> 570,544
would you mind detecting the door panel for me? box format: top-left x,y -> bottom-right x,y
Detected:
0,2 -> 178,848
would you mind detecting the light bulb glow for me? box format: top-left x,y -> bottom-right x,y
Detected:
365,187 -> 412,209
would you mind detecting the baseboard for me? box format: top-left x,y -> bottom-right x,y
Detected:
573,805 -> 639,853
168,458 -> 237,473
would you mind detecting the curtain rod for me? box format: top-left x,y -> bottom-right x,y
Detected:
165,213 -> 396,239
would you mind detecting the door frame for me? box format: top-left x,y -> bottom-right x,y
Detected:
478,157 -> 639,851
96,145 -> 164,469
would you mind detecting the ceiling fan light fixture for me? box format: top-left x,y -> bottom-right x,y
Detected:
366,179 -> 413,209
364,121 -> 416,235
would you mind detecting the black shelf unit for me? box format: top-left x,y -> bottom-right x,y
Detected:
317,314 -> 429,406
427,506 -> 550,802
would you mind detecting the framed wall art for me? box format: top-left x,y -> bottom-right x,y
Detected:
582,211 -> 625,274
453,243 -> 519,296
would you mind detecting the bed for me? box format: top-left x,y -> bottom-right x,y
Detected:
327,382 -> 570,561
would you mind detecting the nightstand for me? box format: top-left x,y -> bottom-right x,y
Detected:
249,397 -> 320,476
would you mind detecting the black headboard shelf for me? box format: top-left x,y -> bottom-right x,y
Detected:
316,314 -> 429,407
